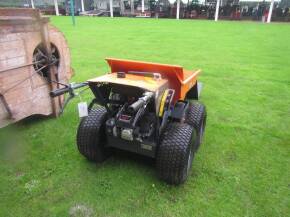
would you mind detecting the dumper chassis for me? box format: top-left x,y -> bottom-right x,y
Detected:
51,58 -> 207,185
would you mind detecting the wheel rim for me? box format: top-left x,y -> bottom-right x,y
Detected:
198,119 -> 204,144
194,116 -> 205,151
186,142 -> 194,174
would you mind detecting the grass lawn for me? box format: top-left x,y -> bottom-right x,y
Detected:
0,17 -> 289,217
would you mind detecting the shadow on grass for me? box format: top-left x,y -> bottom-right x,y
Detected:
77,149 -> 158,183
76,145 -> 202,187
1,115 -> 53,133
16,114 -> 52,127
112,149 -> 155,167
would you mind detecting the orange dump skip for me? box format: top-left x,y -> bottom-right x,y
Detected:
105,58 -> 201,103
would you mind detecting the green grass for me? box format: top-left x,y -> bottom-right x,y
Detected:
1,17 -> 290,217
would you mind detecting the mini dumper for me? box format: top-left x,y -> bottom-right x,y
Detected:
51,58 -> 207,185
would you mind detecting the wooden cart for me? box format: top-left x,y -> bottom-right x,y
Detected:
0,8 -> 73,128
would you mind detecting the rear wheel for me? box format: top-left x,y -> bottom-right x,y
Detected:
76,106 -> 111,162
185,102 -> 206,151
156,123 -> 196,185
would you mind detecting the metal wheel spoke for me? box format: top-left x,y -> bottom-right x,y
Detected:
33,43 -> 60,78
37,48 -> 48,58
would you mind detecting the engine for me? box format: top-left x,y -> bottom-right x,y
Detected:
105,91 -> 156,144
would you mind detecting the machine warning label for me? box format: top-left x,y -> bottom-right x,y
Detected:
141,143 -> 152,151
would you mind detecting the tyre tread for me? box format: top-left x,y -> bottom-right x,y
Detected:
76,106 -> 109,162
157,123 -> 194,185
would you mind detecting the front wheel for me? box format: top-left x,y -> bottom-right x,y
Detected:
156,123 -> 196,185
76,106 -> 111,162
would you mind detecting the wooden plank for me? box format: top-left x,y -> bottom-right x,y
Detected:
7,85 -> 50,108
0,56 -> 26,70
2,80 -> 32,102
0,8 -> 39,17
0,34 -> 20,43
36,11 -> 60,117
0,68 -> 31,90
0,39 -> 26,61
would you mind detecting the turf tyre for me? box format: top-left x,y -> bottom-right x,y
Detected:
185,102 -> 206,151
157,122 -> 196,185
76,106 -> 110,162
